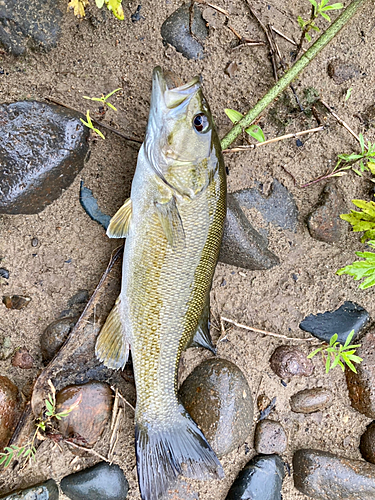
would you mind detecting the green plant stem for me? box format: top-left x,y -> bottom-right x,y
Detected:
220,0 -> 368,150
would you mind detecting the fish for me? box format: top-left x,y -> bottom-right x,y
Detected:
95,66 -> 227,500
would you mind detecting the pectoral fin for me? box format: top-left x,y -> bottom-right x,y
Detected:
155,197 -> 185,249
95,296 -> 130,370
107,198 -> 132,238
189,293 -> 216,354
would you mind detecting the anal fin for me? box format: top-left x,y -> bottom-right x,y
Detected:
107,198 -> 132,238
95,296 -> 129,370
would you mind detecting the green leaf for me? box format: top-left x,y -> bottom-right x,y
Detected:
344,88 -> 352,102
322,2 -> 343,9
308,347 -> 323,358
310,24 -> 320,32
4,454 -> 12,468
325,355 -> 331,373
45,399 -> 54,414
105,102 -> 117,111
95,0 -> 105,7
224,108 -> 243,124
344,330 -> 355,348
320,11 -> 331,21
297,16 -> 306,29
305,32 -> 312,42
331,355 -> 341,369
245,124 -> 265,142
338,359 -> 345,371
105,88 -> 122,99
329,333 -> 338,346
105,0 -> 124,20
349,355 -> 363,363
345,358 -> 357,373
0,455 -> 8,466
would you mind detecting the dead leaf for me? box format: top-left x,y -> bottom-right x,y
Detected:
67,0 -> 89,18
225,61 -> 239,78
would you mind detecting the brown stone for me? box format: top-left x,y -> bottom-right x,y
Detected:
11,347 -> 34,369
290,388 -> 332,414
40,316 -> 79,362
360,422 -> 375,464
0,376 -> 19,450
56,381 -> 113,447
327,60 -> 360,84
254,419 -> 287,455
2,295 -> 31,310
270,345 -> 314,380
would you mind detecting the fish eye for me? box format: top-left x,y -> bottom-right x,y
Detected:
193,113 -> 209,133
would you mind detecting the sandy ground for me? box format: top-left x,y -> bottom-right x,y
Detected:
1,0 -> 375,498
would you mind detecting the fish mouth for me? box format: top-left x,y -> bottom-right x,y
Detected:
152,66 -> 200,109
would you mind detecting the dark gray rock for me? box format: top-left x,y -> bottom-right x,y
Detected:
61,462 -> 128,500
307,184 -> 347,243
225,454 -> 285,500
270,346 -> 314,380
346,331 -> 375,419
233,179 -> 299,232
40,316 -> 79,363
327,60 -> 361,84
360,422 -> 375,465
67,290 -> 89,308
254,420 -> 287,455
179,358 -> 253,457
219,194 -> 280,270
0,479 -> 59,500
0,376 -> 19,450
0,268 -> 9,279
299,301 -> 369,344
290,388 -> 333,414
0,0 -> 62,56
0,101 -> 90,214
161,3 -> 208,60
293,449 -> 375,499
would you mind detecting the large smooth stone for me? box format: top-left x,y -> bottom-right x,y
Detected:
219,194 -> 280,270
290,388 -> 332,414
293,449 -> 375,499
60,462 -> 128,500
270,346 -> 314,380
55,382 -> 113,446
306,184 -> 347,243
0,101 -> 90,214
225,454 -> 285,500
299,301 -> 369,344
0,0 -> 62,55
0,376 -> 19,450
161,3 -> 208,60
346,331 -> 375,418
0,479 -> 59,500
179,358 -> 253,457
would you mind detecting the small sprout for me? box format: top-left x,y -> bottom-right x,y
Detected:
83,88 -> 122,111
80,111 -> 105,140
337,240 -> 375,290
224,108 -> 265,142
345,87 -> 353,102
308,331 -> 362,373
68,0 -> 124,20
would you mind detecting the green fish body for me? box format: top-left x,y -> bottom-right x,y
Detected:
96,67 -> 227,500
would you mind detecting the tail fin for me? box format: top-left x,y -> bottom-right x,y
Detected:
135,404 -> 224,500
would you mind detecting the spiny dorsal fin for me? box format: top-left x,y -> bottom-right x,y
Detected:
155,197 -> 185,249
95,297 -> 129,370
107,198 -> 132,238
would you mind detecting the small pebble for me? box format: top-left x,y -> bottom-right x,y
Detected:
31,237 -> 39,247
2,295 -> 31,310
0,268 -> 9,279
327,60 -> 360,84
0,336 -> 13,360
254,419 -> 287,455
11,348 -> 34,369
270,346 -> 314,380
67,289 -> 89,308
257,394 -> 271,412
290,388 -> 332,414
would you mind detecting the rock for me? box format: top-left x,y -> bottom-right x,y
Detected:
299,301 -> 369,344
306,184 -> 347,243
219,194 -> 280,270
327,60 -> 361,84
360,422 -> 375,464
67,290 -> 89,308
60,462 -> 128,500
346,331 -> 375,418
0,0 -> 62,56
0,376 -> 19,450
179,358 -> 253,457
290,388 -> 332,414
254,420 -> 287,455
259,396 -> 277,421
257,394 -> 271,412
2,295 -> 31,310
0,479 -> 59,500
31,238 -> 39,247
233,179 -> 299,233
0,336 -> 13,360
56,382 -> 113,447
80,181 -> 111,230
0,268 -> 9,279
40,316 -> 79,363
0,101 -> 90,215
161,3 -> 208,60
11,348 -> 34,369
293,449 -> 375,499
225,454 -> 285,500
270,346 -> 314,380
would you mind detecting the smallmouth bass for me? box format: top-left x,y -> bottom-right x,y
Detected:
96,67 -> 227,500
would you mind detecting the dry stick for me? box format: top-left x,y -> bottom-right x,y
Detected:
110,386 -> 135,412
220,0 -> 369,150
65,441 -> 109,462
320,99 -> 368,150
108,408 -> 123,460
45,96 -> 143,144
270,26 -> 299,47
110,387 -> 119,432
221,316 -> 316,342
222,125 -> 324,152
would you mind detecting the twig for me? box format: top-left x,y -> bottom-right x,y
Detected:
270,26 -> 299,47
110,388 -> 119,431
221,316 -> 316,341
223,125 -> 324,152
194,0 -> 229,17
64,441 -> 109,462
108,408 -> 122,461
110,386 -> 135,412
320,99 -> 368,150
221,0 -> 369,150
44,97 -> 143,144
